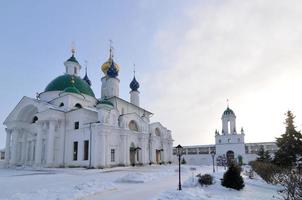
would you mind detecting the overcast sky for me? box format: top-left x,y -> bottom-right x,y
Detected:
1,0 -> 302,148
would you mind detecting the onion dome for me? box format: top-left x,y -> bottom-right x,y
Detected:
83,67 -> 91,86
45,74 -> 95,97
66,49 -> 79,64
222,106 -> 236,117
101,58 -> 120,75
101,46 -> 120,76
107,60 -> 119,78
130,76 -> 139,91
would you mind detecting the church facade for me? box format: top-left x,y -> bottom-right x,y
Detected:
3,48 -> 173,168
173,106 -> 277,165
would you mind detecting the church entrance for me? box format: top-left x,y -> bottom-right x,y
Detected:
130,148 -> 136,166
156,150 -> 161,164
226,150 -> 235,165
129,143 -> 136,166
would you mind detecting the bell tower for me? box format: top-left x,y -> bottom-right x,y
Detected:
100,42 -> 120,98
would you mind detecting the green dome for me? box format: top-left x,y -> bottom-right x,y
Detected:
222,107 -> 235,117
63,86 -> 81,95
45,74 -> 95,97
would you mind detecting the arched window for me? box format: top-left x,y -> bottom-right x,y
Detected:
155,128 -> 161,137
59,102 -> 64,107
32,116 -> 38,123
75,103 -> 82,109
129,120 -> 139,132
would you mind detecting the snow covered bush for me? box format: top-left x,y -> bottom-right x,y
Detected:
196,174 -> 213,186
250,161 -> 281,184
181,158 -> 186,164
221,163 -> 245,190
277,170 -> 302,200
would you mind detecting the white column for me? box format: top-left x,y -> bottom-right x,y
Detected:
21,132 -> 28,163
149,139 -> 154,163
120,135 -> 127,165
5,129 -> 11,164
46,121 -> 55,166
35,125 -> 43,166
99,134 -> 106,167
10,129 -> 19,165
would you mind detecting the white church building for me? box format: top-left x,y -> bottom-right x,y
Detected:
174,106 -> 277,165
3,48 -> 173,168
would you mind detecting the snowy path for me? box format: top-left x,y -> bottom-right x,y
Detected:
84,171 -> 189,200
0,165 -> 280,200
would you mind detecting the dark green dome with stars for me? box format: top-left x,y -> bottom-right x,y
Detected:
44,74 -> 95,97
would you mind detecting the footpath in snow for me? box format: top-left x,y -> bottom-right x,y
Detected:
0,165 -> 280,200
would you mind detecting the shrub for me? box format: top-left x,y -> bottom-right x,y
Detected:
277,170 -> 302,200
221,163 -> 245,190
181,157 -> 187,164
250,161 -> 282,184
167,161 -> 172,164
196,174 -> 213,186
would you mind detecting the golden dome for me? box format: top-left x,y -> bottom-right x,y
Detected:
101,58 -> 120,75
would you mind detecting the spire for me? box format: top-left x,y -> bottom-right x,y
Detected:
227,98 -> 229,108
109,39 -> 114,60
130,64 -> 140,91
83,61 -> 92,86
67,42 -> 79,64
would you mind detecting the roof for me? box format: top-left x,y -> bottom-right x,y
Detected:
44,74 -> 95,97
107,96 -> 153,115
66,54 -> 79,64
222,107 -> 235,117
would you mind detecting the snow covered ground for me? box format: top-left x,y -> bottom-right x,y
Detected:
0,164 -> 281,200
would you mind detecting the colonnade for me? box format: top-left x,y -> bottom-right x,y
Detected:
5,120 -> 58,167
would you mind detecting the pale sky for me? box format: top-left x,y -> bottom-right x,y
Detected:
1,0 -> 302,148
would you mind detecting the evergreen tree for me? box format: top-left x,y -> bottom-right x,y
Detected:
274,111 -> 302,167
257,146 -> 265,162
221,163 -> 245,190
264,150 -> 271,162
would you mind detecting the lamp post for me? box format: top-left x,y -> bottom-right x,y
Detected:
176,144 -> 183,191
211,150 -> 216,173
83,121 -> 100,169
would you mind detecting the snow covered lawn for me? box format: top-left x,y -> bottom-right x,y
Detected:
0,165 -> 280,200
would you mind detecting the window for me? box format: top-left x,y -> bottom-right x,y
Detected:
228,138 -> 231,143
198,147 -> 209,154
75,103 -> 82,109
219,139 -> 221,144
74,121 -> 79,130
73,141 -> 78,161
111,149 -> 115,162
155,128 -> 161,137
128,120 -> 138,131
187,148 -> 197,155
74,67 -> 77,74
32,116 -> 38,123
83,140 -> 89,160
59,102 -> 64,107
237,138 -> 240,143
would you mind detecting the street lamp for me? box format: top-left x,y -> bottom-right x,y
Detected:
175,144 -> 183,191
211,150 -> 216,173
83,121 -> 100,169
